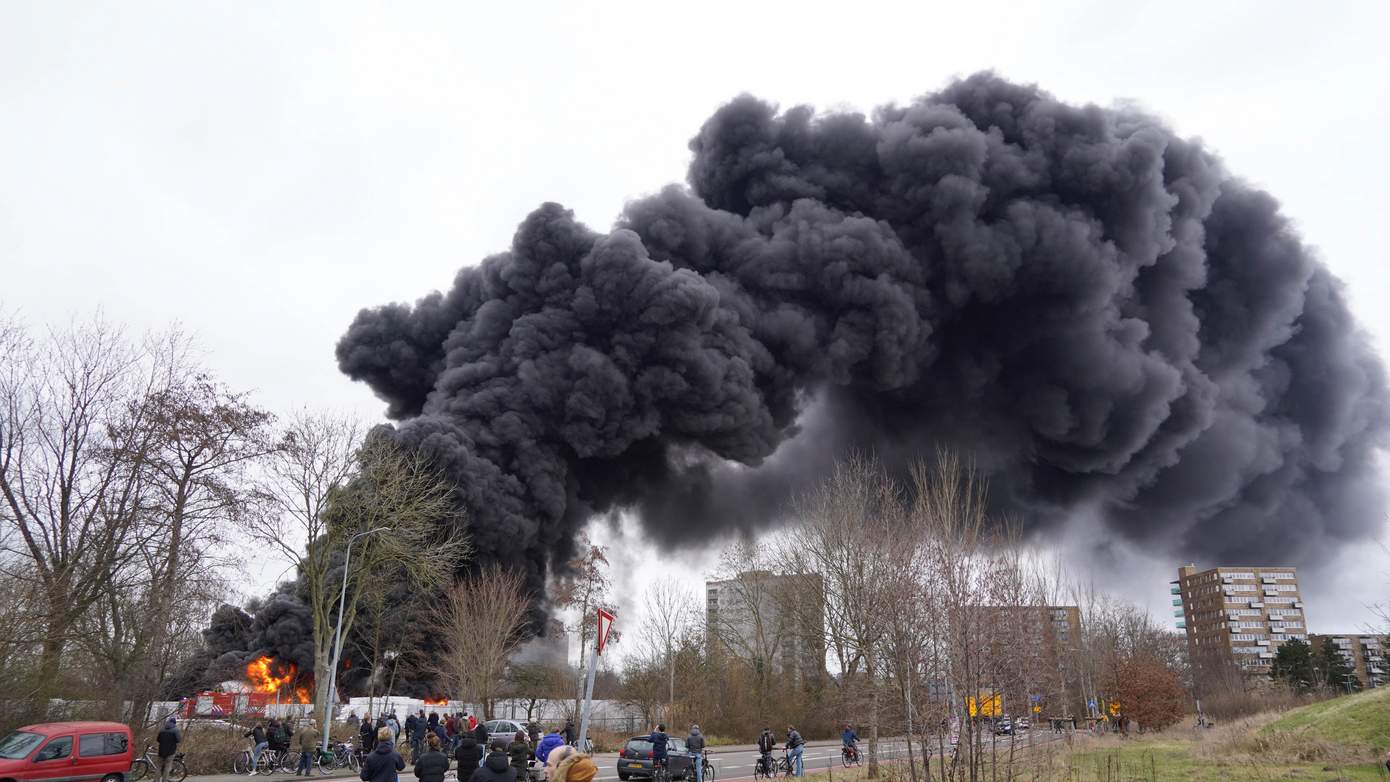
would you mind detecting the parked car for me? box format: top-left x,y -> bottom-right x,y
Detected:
484,720 -> 531,746
992,718 -> 1013,736
1014,717 -> 1031,731
0,722 -> 134,782
616,736 -> 693,781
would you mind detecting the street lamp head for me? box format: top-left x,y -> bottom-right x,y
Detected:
352,526 -> 392,542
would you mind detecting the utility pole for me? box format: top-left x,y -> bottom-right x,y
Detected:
321,526 -> 390,752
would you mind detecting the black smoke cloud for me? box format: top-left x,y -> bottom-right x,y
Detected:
337,73 -> 1388,585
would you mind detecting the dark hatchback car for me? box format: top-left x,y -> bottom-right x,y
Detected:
617,736 -> 693,781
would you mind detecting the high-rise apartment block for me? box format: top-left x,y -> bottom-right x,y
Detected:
1173,564 -> 1306,677
705,570 -> 826,681
1308,634 -> 1387,689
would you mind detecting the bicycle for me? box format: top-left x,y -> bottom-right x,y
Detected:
841,744 -> 861,768
281,748 -> 333,776
774,748 -> 793,777
652,756 -> 672,782
128,745 -> 187,782
699,750 -> 715,782
753,753 -> 774,781
257,747 -> 292,775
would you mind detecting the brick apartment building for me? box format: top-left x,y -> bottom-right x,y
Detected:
1173,564 -> 1307,678
1307,633 -> 1387,689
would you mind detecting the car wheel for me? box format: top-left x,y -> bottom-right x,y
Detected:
103,774 -> 124,782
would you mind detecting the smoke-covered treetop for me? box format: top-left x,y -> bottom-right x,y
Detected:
337,73 -> 1387,595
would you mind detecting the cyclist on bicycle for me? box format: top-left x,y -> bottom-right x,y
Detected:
756,727 -> 775,776
685,725 -> 705,782
841,725 -> 859,762
244,723 -> 268,777
648,724 -> 669,776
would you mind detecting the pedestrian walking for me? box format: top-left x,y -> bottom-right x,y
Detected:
454,731 -> 483,782
296,720 -> 321,776
786,726 -> 805,777
685,725 -> 705,782
413,734 -> 450,782
361,727 -> 406,782
473,741 -> 516,782
155,716 -> 181,782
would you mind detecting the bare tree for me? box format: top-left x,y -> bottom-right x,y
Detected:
436,566 -> 531,719
554,538 -> 613,718
636,581 -> 697,721
250,421 -> 470,729
0,317 -> 184,716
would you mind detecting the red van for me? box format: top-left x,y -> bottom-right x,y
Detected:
0,722 -> 134,782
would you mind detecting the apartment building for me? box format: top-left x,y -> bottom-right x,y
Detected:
705,570 -> 826,681
1308,634 -> 1387,689
1173,564 -> 1307,677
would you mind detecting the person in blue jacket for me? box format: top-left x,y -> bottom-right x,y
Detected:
841,725 -> 859,762
534,728 -> 565,764
648,725 -> 669,774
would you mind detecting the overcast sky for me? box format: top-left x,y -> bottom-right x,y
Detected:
5,0 -> 1390,656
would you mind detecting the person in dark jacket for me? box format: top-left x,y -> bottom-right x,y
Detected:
361,715 -> 377,752
433,721 -> 449,748
506,731 -> 529,778
156,716 -> 181,782
472,721 -> 490,765
685,725 -> 705,782
361,727 -> 406,782
648,725 -> 669,774
756,728 -> 775,778
454,734 -> 483,782
472,741 -> 516,782
245,723 -> 268,776
408,712 -> 426,760
413,734 -> 450,782
562,720 -> 575,746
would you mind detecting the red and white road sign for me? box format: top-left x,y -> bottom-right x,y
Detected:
596,608 -> 616,654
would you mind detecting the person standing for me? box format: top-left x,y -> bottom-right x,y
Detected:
473,741 -> 517,782
562,720 -> 575,746
361,727 -> 406,782
155,716 -> 181,782
756,727 -> 775,777
296,720 -> 321,776
361,714 -> 378,753
506,731 -> 529,779
454,731 -> 483,782
786,727 -> 804,777
245,723 -> 268,777
648,725 -> 669,778
472,720 -> 490,767
535,728 -> 564,765
685,725 -> 705,782
413,734 -> 450,782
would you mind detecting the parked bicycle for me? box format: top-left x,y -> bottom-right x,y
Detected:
128,744 -> 187,782
775,747 -> 795,777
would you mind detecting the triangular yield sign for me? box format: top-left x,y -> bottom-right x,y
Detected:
596,608 -> 616,655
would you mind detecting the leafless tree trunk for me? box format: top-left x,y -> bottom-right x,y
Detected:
435,566 -> 531,719
554,539 -> 612,720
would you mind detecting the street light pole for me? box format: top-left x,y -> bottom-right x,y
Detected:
321,526 -> 390,752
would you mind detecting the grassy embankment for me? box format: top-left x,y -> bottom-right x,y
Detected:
787,687 -> 1390,781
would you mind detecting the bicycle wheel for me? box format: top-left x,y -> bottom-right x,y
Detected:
702,760 -> 715,782
256,752 -> 276,775
170,758 -> 189,782
129,758 -> 152,782
315,753 -> 329,776
753,760 -> 766,782
233,750 -> 251,775
347,751 -> 361,772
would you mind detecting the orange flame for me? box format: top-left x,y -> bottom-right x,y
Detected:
247,656 -> 296,694
423,697 -> 449,707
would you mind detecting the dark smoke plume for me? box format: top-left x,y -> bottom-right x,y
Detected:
338,73 -> 1388,586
